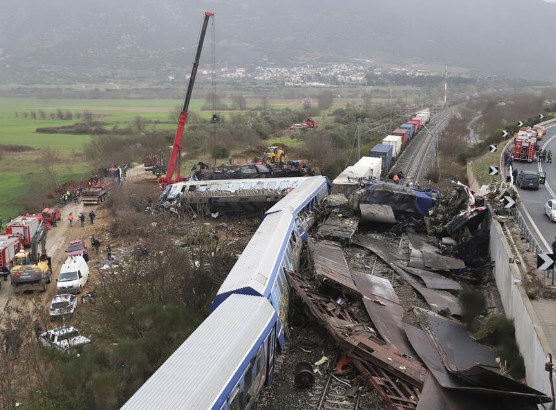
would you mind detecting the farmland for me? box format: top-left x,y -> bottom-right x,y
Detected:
0,97 -> 182,221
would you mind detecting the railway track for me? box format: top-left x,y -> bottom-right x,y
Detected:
394,107 -> 454,185
308,373 -> 360,410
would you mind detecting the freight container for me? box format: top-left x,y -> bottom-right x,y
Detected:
407,120 -> 421,134
392,128 -> 409,146
416,108 -> 430,123
382,135 -> 403,159
369,144 -> 393,174
411,117 -> 423,129
353,156 -> 383,178
5,216 -> 39,247
400,123 -> 415,139
0,234 -> 21,266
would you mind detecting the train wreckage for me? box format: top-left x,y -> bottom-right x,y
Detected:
156,170 -> 546,408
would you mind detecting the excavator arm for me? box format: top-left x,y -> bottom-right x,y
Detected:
30,221 -> 47,262
160,11 -> 214,188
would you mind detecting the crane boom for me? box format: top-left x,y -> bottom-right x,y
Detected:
160,11 -> 214,188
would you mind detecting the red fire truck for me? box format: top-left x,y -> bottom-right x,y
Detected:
512,136 -> 537,162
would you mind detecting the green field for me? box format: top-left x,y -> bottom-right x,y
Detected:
0,97 -> 182,221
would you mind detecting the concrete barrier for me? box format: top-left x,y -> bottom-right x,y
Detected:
489,216 -> 553,395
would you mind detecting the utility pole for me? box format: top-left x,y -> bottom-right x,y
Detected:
356,121 -> 361,161
444,64 -> 448,107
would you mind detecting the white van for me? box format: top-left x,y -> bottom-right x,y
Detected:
56,256 -> 89,294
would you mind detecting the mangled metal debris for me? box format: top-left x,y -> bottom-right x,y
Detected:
404,319 -> 550,407
316,214 -> 359,244
398,265 -> 462,291
161,177 -> 312,214
352,269 -> 416,358
360,203 -> 397,224
352,236 -> 462,316
407,233 -> 466,271
349,182 -> 438,217
287,271 -> 426,403
308,239 -> 358,293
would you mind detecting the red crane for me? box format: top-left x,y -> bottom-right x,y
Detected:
159,11 -> 214,188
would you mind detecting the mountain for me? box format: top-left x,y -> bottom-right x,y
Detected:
1,0 -> 556,83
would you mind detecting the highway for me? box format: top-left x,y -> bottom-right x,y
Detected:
511,124 -> 556,250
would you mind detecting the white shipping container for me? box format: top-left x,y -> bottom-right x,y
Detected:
382,135 -> 403,158
353,156 -> 382,179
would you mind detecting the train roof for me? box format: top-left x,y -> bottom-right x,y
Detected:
265,175 -> 329,215
212,211 -> 294,308
121,294 -> 276,410
166,177 -> 310,201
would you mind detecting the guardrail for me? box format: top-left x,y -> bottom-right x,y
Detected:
510,205 -> 545,255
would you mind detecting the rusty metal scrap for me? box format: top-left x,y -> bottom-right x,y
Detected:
287,272 -> 426,394
351,356 -> 421,410
308,239 -> 358,293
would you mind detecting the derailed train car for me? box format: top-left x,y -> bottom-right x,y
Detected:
121,295 -> 278,410
123,176 -> 330,409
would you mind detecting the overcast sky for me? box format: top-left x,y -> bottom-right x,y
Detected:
1,0 -> 556,82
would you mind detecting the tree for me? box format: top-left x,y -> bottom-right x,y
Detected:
212,144 -> 230,160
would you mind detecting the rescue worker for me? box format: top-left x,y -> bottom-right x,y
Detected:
106,244 -> 113,260
79,213 -> 85,227
548,150 -> 553,164
67,212 -> 74,227
89,210 -> 96,224
1,264 -> 10,281
393,174 -> 400,184
91,236 -> 100,254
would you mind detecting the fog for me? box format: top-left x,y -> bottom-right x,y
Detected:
1,0 -> 556,83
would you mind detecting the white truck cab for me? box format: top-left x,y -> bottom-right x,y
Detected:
56,255 -> 89,294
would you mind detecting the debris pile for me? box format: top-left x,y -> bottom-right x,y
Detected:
281,180 -> 549,408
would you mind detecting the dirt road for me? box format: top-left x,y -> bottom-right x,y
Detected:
0,164 -> 145,313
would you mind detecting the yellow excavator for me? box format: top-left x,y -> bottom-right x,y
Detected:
265,146 -> 286,164
11,221 -> 52,293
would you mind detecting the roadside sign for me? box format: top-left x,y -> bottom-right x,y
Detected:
539,114 -> 545,120
489,166 -> 499,176
502,130 -> 509,138
489,145 -> 497,153
518,121 -> 524,127
537,253 -> 555,271
503,196 -> 515,209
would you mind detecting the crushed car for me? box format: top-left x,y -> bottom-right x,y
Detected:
39,326 -> 91,352
49,294 -> 78,318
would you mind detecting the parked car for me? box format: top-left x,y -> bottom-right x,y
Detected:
49,294 -> 78,317
56,256 -> 89,294
65,240 -> 89,262
516,171 -> 540,190
545,199 -> 556,222
39,326 -> 91,352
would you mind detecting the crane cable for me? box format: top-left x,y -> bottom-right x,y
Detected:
210,17 -> 218,163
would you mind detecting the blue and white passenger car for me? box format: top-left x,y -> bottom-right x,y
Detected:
121,294 -> 278,410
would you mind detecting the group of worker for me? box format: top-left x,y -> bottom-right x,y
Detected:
90,235 -> 112,259
67,210 -> 95,227
537,149 -> 553,163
